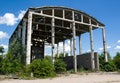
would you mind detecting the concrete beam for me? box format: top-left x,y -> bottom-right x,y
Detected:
32,12 -> 103,29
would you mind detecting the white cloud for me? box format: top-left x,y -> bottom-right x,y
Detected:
99,47 -> 103,51
117,40 -> 120,43
0,31 -> 9,39
65,41 -> 70,52
98,45 -> 111,51
86,50 -> 90,52
0,44 -> 8,49
0,10 -> 26,26
107,46 -> 111,49
18,10 -> 26,20
114,45 -> 120,50
58,41 -> 70,52
0,13 -> 17,26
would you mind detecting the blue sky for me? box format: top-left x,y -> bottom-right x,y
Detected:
0,0 -> 120,57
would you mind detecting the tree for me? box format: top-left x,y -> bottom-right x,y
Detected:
113,52 -> 120,69
55,52 -> 68,58
0,55 -> 3,74
0,46 -> 4,55
1,39 -> 25,74
0,46 -> 4,74
1,55 -> 22,74
99,52 -> 116,71
99,52 -> 112,64
8,39 -> 26,65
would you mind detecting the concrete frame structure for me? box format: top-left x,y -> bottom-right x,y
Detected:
9,6 -> 108,72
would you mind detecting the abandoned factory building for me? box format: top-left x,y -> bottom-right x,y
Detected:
9,6 -> 108,72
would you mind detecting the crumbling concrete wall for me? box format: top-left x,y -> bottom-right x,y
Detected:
62,52 -> 99,70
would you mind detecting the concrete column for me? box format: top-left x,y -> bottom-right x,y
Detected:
22,19 -> 27,45
63,9 -> 65,19
63,40 -> 65,57
51,9 -> 55,64
70,38 -> 72,56
26,12 -> 32,64
102,27 -> 108,62
95,52 -> 99,71
81,14 -> 83,23
79,35 -> 82,55
72,22 -> 77,73
57,43 -> 59,58
72,11 -> 77,73
18,25 -> 22,39
89,25 -> 95,70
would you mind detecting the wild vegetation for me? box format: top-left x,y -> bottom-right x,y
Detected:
0,39 -> 120,78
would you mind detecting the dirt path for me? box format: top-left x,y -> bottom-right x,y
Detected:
0,72 -> 120,83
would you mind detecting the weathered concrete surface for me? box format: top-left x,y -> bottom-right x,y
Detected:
62,52 -> 99,70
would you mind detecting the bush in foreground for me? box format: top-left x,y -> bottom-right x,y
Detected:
100,61 -> 116,72
113,52 -> 120,69
54,59 -> 66,73
30,59 -> 56,78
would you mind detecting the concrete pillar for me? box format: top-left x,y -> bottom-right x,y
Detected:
95,52 -> 99,71
72,22 -> 77,73
70,38 -> 72,56
57,43 -> 59,58
18,25 -> 22,39
51,9 -> 55,64
72,11 -> 77,73
63,9 -> 65,19
102,27 -> 108,62
79,35 -> 82,55
63,40 -> 65,57
89,25 -> 95,70
26,12 -> 32,64
22,19 -> 27,45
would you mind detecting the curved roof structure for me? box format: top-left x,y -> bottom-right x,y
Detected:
11,6 -> 105,44
29,6 -> 104,26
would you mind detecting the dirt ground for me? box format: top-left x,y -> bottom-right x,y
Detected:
0,72 -> 120,83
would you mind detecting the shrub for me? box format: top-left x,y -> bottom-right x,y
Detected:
77,67 -> 87,72
30,59 -> 56,78
44,56 -> 52,62
1,56 -> 23,75
113,52 -> 120,69
100,62 -> 116,72
54,59 -> 66,73
18,65 -> 31,78
0,56 -> 3,74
